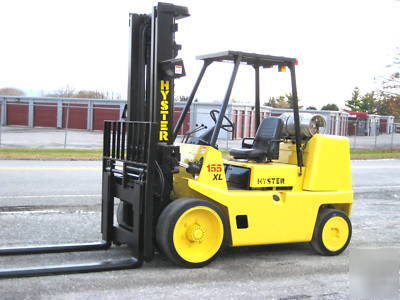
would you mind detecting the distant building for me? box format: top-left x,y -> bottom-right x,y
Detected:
346,111 -> 395,136
1,96 -> 395,138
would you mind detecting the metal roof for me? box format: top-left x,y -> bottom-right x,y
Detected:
196,50 -> 296,67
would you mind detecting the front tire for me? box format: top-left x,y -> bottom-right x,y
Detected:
311,209 -> 352,256
156,198 -> 226,268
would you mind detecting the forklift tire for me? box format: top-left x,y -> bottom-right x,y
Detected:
310,209 -> 352,256
156,198 -> 227,268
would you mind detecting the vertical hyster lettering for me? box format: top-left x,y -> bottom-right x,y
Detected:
159,80 -> 170,141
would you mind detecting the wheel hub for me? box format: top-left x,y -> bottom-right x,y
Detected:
322,216 -> 349,252
331,227 -> 340,238
186,224 -> 205,242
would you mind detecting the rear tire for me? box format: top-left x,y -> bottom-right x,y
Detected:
156,198 -> 227,268
311,209 -> 352,256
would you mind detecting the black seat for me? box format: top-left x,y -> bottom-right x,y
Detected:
230,117 -> 284,162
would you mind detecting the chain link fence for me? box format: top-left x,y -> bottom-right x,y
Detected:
347,120 -> 400,150
179,111 -> 400,150
0,100 -> 399,150
0,100 -> 121,148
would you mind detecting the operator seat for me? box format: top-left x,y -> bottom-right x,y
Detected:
230,117 -> 284,162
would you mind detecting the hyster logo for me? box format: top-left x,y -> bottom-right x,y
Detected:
159,80 -> 170,141
257,178 -> 285,185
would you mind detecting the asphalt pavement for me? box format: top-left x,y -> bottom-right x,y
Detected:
0,159 -> 399,299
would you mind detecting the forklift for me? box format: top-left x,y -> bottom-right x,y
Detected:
0,2 -> 352,277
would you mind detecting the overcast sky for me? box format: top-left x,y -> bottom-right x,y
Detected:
0,0 -> 399,109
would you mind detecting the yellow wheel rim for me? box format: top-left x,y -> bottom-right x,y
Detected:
173,206 -> 223,263
322,216 -> 349,252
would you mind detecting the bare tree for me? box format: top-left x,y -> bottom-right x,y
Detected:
375,48 -> 400,120
45,86 -> 107,99
75,90 -> 106,99
377,47 -> 400,97
46,85 -> 76,98
0,87 -> 25,96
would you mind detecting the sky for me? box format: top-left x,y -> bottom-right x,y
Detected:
0,0 -> 399,109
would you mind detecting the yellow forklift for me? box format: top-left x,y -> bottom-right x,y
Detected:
161,50 -> 353,267
0,2 -> 352,277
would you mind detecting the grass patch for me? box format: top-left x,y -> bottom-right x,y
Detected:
0,147 -> 399,160
350,149 -> 400,159
0,148 -> 102,160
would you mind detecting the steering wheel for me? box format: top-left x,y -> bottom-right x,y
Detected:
210,109 -> 234,133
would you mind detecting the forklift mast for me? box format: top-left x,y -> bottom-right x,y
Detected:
105,1 -> 189,260
127,3 -> 188,134
126,2 -> 188,203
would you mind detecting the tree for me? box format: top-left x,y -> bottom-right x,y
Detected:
358,92 -> 378,114
345,87 -> 362,111
285,94 -> 303,109
321,103 -> 339,111
265,95 -> 288,108
264,94 -> 302,109
306,106 -> 317,110
46,86 -> 106,99
377,96 -> 400,120
345,87 -> 378,114
75,90 -> 106,99
0,87 -> 25,96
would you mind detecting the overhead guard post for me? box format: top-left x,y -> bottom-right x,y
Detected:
289,63 -> 303,170
172,60 -> 210,141
210,55 -> 241,148
254,65 -> 261,129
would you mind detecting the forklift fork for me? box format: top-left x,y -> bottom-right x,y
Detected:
0,121 -> 156,278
